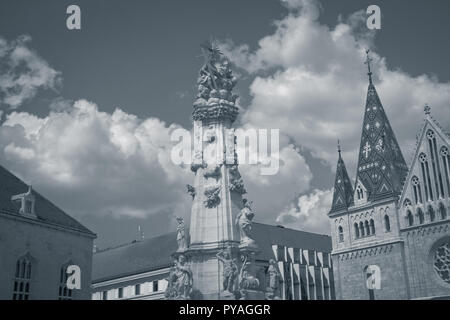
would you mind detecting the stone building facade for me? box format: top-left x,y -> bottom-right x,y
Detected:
328,53 -> 450,300
0,164 -> 96,300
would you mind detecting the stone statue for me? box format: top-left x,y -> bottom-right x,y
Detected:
204,185 -> 221,208
176,217 -> 187,252
174,254 -> 193,299
186,184 -> 196,199
164,259 -> 178,299
216,247 -> 238,293
236,200 -> 256,247
266,259 -> 282,300
238,253 -> 260,300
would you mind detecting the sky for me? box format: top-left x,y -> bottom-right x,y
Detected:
0,0 -> 449,249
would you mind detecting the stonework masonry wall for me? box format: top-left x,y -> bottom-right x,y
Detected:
402,222 -> 450,298
333,242 -> 409,300
0,213 -> 94,300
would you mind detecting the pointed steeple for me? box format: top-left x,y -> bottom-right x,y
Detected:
330,141 -> 354,214
355,51 -> 408,202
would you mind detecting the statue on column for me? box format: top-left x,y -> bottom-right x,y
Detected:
174,255 -> 193,299
236,199 -> 256,248
176,217 -> 188,252
265,259 -> 283,300
216,246 -> 238,293
164,258 -> 179,299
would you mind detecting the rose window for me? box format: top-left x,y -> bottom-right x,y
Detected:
434,241 -> 450,284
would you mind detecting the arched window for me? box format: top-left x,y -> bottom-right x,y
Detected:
357,186 -> 364,200
384,215 -> 391,232
359,222 -> 365,237
439,202 -> 447,220
428,205 -> 436,222
338,226 -> 344,242
365,220 -> 370,236
419,153 -> 433,201
411,177 -> 422,204
369,219 -> 375,235
58,264 -> 73,300
440,146 -> 450,197
417,208 -> 425,224
12,256 -> 32,300
407,210 -> 414,227
354,223 -> 360,238
427,130 -> 445,198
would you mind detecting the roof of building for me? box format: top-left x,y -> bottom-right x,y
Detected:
354,75 -> 408,202
330,145 -> 354,214
0,164 -> 95,236
92,222 -> 331,283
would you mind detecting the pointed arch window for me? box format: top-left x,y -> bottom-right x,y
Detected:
359,222 -> 365,237
12,256 -> 32,300
407,210 -> 414,227
428,205 -> 436,223
427,130 -> 445,198
441,146 -> 450,197
58,264 -> 73,300
417,208 -> 425,224
364,220 -> 370,236
369,219 -> 375,235
419,153 -> 433,201
411,177 -> 422,204
356,185 -> 364,200
439,202 -> 447,220
354,223 -> 360,238
338,226 -> 344,242
384,215 -> 391,232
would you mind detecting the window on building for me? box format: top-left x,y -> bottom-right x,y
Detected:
135,284 -> 141,295
338,226 -> 344,242
58,265 -> 73,300
411,177 -> 422,204
419,153 -> 433,201
102,291 -> 108,300
439,202 -> 447,220
369,219 -> 375,235
384,215 -> 391,232
359,222 -> 365,237
427,130 -> 445,199
440,146 -> 450,197
12,257 -> 32,300
356,186 -> 364,200
354,223 -> 360,238
428,205 -> 436,222
153,281 -> 159,292
364,220 -> 370,236
118,287 -> 124,298
417,208 -> 425,224
407,210 -> 414,227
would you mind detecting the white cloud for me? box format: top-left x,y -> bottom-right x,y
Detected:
0,35 -> 62,109
0,100 -> 193,220
277,189 -> 332,234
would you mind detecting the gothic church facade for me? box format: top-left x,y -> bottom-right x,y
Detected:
328,54 -> 450,300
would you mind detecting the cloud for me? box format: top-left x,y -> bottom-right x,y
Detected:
0,100 -> 193,220
223,0 -> 450,176
277,189 -> 332,234
0,35 -> 62,109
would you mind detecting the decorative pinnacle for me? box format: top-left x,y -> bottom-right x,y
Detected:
424,104 -> 431,115
364,49 -> 373,84
337,140 -> 341,156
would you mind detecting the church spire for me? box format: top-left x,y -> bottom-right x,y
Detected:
330,141 -> 354,214
355,53 -> 408,202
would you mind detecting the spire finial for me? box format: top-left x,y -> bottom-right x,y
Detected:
424,103 -> 431,115
364,49 -> 373,84
337,139 -> 341,155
